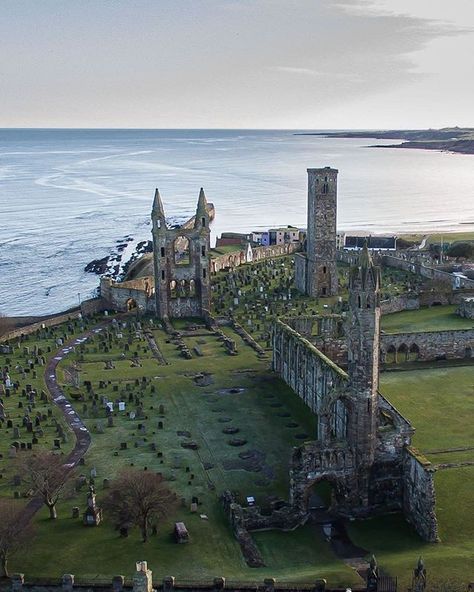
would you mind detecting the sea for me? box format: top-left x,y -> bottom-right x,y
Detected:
1,128 -> 474,317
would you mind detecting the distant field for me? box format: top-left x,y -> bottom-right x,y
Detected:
381,305 -> 473,333
399,231 -> 474,244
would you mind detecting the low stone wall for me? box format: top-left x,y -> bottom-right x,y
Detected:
381,329 -> 474,362
402,447 -> 439,542
381,295 -> 420,315
0,298 -> 107,344
382,254 -> 474,289
211,243 -> 299,274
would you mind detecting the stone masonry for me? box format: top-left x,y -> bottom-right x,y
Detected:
295,168 -> 338,298
273,245 -> 439,541
152,188 -> 211,319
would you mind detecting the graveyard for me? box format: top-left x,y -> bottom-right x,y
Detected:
0,255 -> 473,587
211,255 -> 421,347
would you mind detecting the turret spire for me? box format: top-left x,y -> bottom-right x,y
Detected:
152,188 -> 166,223
194,187 -> 209,229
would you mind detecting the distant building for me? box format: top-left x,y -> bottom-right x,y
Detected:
336,232 -> 346,250
268,226 -> 301,245
250,231 -> 270,246
215,232 -> 247,248
344,235 -> 397,251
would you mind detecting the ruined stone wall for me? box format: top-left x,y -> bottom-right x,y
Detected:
272,319 -> 348,419
402,447 -> 439,542
381,329 -> 474,361
100,277 -> 155,313
382,255 -> 474,289
381,295 -> 420,314
294,253 -> 307,294
211,243 -> 299,274
457,297 -> 474,319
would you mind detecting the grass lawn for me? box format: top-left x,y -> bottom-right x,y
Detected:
3,309 -> 473,586
348,367 -> 474,588
381,305 -> 473,333
7,317 -> 357,586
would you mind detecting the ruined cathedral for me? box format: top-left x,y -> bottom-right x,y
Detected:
273,169 -> 438,542
151,187 -> 211,319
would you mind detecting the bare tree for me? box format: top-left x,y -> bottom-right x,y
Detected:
0,500 -> 34,577
20,451 -> 72,519
104,469 -> 177,542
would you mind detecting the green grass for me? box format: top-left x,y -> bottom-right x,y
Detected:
381,305 -> 473,333
349,367 -> 474,587
399,231 -> 474,245
3,310 -> 474,586
7,317 -> 356,585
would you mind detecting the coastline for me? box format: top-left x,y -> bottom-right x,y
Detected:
296,128 -> 474,155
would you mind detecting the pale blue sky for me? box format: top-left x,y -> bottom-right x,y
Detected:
1,0 -> 473,128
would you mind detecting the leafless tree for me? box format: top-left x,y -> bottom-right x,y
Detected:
20,451 -> 72,519
104,469 -> 177,542
0,500 -> 34,577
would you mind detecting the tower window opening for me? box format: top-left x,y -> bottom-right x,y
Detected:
201,245 -> 206,256
161,270 -> 165,280
358,295 -> 362,308
202,217 -> 206,227
203,268 -> 207,279
323,266 -> 327,274
160,247 -> 165,258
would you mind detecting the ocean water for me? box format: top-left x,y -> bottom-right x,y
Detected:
1,129 -> 474,316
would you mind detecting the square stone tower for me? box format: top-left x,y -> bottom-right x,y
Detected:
295,167 -> 338,298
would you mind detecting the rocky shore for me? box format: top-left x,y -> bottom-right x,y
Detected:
84,202 -> 215,281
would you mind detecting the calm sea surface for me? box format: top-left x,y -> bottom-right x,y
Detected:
1,129 -> 474,316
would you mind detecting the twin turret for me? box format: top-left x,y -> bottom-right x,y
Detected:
151,188 -> 211,319
152,187 -> 210,231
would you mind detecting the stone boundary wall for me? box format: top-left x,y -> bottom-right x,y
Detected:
381,329 -> 474,361
0,298 -> 107,344
6,577 -> 356,592
402,447 -> 439,542
380,295 -> 420,315
211,243 -> 299,273
382,254 -> 474,289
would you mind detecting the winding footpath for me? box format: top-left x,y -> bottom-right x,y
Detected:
19,322 -> 111,525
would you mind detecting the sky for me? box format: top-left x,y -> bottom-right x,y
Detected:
0,0 -> 473,129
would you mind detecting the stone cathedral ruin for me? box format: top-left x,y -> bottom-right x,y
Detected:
222,169 -> 439,558
99,169 -> 440,551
